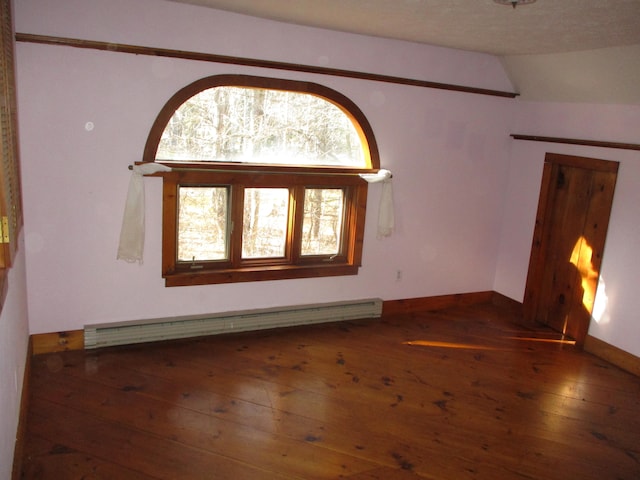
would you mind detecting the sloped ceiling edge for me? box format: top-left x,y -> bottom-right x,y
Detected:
501,44 -> 640,105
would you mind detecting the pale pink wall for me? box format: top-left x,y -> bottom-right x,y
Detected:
494,101 -> 640,357
15,0 -> 516,335
0,234 -> 30,479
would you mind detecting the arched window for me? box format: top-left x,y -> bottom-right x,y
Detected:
143,75 -> 379,286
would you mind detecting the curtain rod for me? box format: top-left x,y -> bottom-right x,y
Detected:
16,33 -> 518,99
128,164 -> 391,178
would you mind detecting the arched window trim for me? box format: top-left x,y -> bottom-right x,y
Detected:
143,74 -> 379,287
143,74 -> 380,172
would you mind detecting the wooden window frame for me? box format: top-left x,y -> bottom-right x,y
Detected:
142,75 -> 379,287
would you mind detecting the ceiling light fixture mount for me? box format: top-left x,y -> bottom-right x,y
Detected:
494,0 -> 537,8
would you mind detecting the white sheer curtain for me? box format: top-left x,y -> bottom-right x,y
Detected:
117,163 -> 172,264
360,169 -> 394,238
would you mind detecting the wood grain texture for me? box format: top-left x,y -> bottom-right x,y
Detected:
523,154 -> 618,346
31,330 -> 84,354
382,291 -> 493,316
584,334 -> 640,377
511,135 -> 640,152
20,303 -> 640,479
11,340 -> 32,480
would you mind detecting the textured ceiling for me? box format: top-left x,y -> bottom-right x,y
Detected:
164,0 -> 640,56
162,0 -> 640,104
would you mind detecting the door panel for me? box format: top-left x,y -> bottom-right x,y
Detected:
536,164 -> 592,334
565,170 -> 617,341
523,153 -> 618,346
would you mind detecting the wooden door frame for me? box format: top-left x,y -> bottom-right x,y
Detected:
522,152 -> 618,346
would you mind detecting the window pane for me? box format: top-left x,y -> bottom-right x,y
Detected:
302,188 -> 344,256
157,86 -> 366,167
178,187 -> 228,261
242,188 -> 289,259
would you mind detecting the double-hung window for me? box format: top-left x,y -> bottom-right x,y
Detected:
142,75 -> 379,286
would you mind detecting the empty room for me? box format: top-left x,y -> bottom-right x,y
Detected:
1,0 -> 639,478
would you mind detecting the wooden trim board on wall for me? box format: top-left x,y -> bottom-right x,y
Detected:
11,340 -> 32,480
584,335 -> 640,377
31,330 -> 84,355
511,134 -> 640,152
382,291 -> 494,316
16,33 -> 518,99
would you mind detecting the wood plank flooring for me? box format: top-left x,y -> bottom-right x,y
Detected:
20,303 -> 640,479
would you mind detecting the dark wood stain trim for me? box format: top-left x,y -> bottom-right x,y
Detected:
15,33 -> 519,99
584,335 -> 640,377
11,339 -> 32,480
491,291 -> 524,317
511,134 -> 640,152
382,291 -> 494,316
544,152 -> 620,173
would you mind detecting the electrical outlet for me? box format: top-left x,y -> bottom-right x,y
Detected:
396,270 -> 402,281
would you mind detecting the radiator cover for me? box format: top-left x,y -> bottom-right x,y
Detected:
84,298 -> 383,349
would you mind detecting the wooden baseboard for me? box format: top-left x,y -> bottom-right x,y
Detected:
490,295 -> 639,377
382,291 -> 494,316
31,329 -> 84,355
28,294 -> 637,378
31,293 -> 496,354
30,293 -> 498,355
490,291 -> 524,317
11,339 -> 32,480
584,335 -> 640,377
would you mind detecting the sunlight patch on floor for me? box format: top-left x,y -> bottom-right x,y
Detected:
505,336 -> 576,345
404,335 -> 576,350
403,340 -> 507,351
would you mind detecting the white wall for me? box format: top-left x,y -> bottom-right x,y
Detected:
15,0 -> 516,335
494,101 -> 640,357
0,235 -> 30,480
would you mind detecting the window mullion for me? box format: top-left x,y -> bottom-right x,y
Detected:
230,184 -> 244,267
337,186 -> 352,261
162,178 -> 179,275
289,185 -> 305,263
346,184 -> 367,266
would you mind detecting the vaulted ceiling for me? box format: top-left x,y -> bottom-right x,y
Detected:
164,0 -> 640,104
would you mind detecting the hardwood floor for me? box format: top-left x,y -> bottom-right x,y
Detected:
20,303 -> 640,479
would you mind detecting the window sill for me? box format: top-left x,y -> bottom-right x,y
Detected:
164,264 -> 359,287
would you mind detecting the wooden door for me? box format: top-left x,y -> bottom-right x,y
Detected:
523,153 -> 618,346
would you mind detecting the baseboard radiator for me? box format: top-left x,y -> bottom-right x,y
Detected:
84,298 -> 383,349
